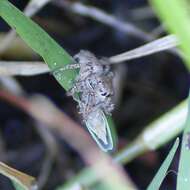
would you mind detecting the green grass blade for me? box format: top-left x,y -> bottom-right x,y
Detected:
150,0 -> 190,70
0,0 -> 117,151
177,94 -> 190,190
0,0 -> 76,90
147,138 -> 179,190
150,0 -> 190,189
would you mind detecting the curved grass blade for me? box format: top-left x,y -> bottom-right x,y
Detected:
177,94 -> 190,190
0,161 -> 37,190
147,138 -> 179,190
0,0 -> 116,151
0,0 -> 76,90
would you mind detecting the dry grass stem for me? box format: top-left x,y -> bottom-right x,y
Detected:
55,1 -> 181,60
0,76 -> 24,95
129,6 -> 155,20
35,123 -> 58,189
0,161 -> 37,190
0,61 -> 49,76
0,34 -> 179,77
55,0 -> 154,41
109,35 -> 179,63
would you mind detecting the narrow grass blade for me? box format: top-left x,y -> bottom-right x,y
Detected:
0,161 -> 37,190
150,0 -> 190,70
0,0 -> 76,90
177,94 -> 190,190
147,138 -> 179,190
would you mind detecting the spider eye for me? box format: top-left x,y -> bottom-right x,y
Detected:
75,57 -> 80,62
101,92 -> 107,96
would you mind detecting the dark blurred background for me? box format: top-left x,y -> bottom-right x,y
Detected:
0,0 -> 189,189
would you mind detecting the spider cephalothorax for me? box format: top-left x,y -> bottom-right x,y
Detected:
68,50 -> 114,118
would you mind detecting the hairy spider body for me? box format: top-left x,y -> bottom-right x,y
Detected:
68,50 -> 114,118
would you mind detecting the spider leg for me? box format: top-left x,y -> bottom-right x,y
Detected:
66,78 -> 86,96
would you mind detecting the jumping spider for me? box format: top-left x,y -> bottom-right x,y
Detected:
68,50 -> 114,120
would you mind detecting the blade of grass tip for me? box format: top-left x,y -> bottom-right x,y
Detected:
0,161 -> 37,190
0,0 -> 117,151
177,94 -> 190,190
150,0 -> 190,71
147,138 -> 179,190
